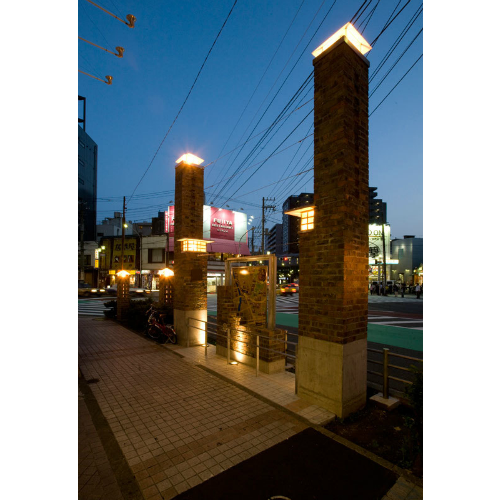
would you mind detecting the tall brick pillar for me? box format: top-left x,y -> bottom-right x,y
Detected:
296,29 -> 370,418
173,157 -> 208,346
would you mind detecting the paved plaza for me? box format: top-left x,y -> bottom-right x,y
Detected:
78,316 -> 422,499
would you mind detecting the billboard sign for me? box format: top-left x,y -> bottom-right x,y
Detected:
368,224 -> 391,260
210,206 -> 235,241
165,206 -> 175,234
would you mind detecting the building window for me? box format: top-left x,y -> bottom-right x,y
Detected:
149,248 -> 164,263
84,255 -> 91,266
78,178 -> 84,185
79,157 -> 85,166
79,139 -> 85,148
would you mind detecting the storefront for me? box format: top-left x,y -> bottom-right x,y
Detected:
207,272 -> 225,293
164,204 -> 250,293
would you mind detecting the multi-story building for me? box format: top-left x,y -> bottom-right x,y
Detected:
78,102 -> 98,242
369,187 -> 387,224
265,223 -> 283,255
390,236 -> 423,285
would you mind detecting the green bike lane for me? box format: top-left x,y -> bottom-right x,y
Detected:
208,311 -> 423,352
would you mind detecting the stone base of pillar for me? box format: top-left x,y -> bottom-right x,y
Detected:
296,336 -> 367,418
174,309 -> 207,347
215,345 -> 285,374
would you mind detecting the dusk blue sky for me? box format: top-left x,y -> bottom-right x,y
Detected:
78,0 -> 423,239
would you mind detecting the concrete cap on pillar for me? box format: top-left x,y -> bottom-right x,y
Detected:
176,153 -> 204,166
312,22 -> 372,58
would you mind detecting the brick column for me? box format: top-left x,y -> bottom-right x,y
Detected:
173,160 -> 207,346
296,34 -> 369,418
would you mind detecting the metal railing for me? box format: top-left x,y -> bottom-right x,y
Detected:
367,347 -> 422,399
186,316 -> 296,377
186,318 -> 422,397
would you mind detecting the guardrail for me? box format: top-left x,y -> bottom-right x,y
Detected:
367,347 -> 422,399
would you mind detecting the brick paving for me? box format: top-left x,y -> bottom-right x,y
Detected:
78,317 -> 422,499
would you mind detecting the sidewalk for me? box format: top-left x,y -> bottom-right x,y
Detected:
79,316 -> 422,499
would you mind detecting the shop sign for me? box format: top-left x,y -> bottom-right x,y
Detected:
112,240 -> 136,270
165,206 -> 175,234
210,206 -> 235,241
369,224 -> 391,259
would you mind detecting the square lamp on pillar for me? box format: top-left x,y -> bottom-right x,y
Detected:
284,205 -> 316,232
177,238 -> 214,253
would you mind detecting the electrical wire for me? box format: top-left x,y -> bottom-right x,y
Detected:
127,0 -> 239,203
369,53 -> 422,116
369,4 -> 422,83
369,28 -> 422,98
211,0 -> 338,204
370,0 -> 412,47
206,0 -> 306,186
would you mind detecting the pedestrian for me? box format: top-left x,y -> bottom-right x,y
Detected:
394,283 -> 399,297
370,283 -> 375,296
401,282 -> 406,297
415,283 -> 421,299
378,283 -> 383,296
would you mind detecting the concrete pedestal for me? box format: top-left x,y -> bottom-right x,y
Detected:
174,309 -> 207,347
296,336 -> 367,419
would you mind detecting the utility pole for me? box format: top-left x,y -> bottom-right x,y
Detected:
382,223 -> 387,295
251,227 -> 255,255
121,196 -> 126,270
261,197 -> 276,254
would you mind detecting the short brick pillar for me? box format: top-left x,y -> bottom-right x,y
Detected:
173,159 -> 208,346
296,31 -> 370,418
116,273 -> 130,321
216,281 -> 286,374
158,274 -> 174,308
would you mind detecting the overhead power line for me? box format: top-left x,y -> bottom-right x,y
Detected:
369,53 -> 423,117
370,0 -> 412,47
127,0 -> 238,203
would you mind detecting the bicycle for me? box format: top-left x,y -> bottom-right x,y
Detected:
145,306 -> 177,344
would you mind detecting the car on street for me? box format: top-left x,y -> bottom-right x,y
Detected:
278,284 -> 299,296
105,285 -> 152,297
78,282 -> 107,297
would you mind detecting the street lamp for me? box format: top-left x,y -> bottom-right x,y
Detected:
239,226 -> 254,255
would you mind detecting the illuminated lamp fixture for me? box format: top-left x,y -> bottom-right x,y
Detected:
158,268 -> 174,277
176,153 -> 204,166
284,205 -> 315,231
117,270 -> 129,278
312,22 -> 372,58
177,238 -> 214,253
239,269 -> 249,275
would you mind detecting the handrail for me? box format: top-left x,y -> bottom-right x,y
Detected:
186,320 -> 421,395
368,347 -> 422,398
186,317 -> 296,371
